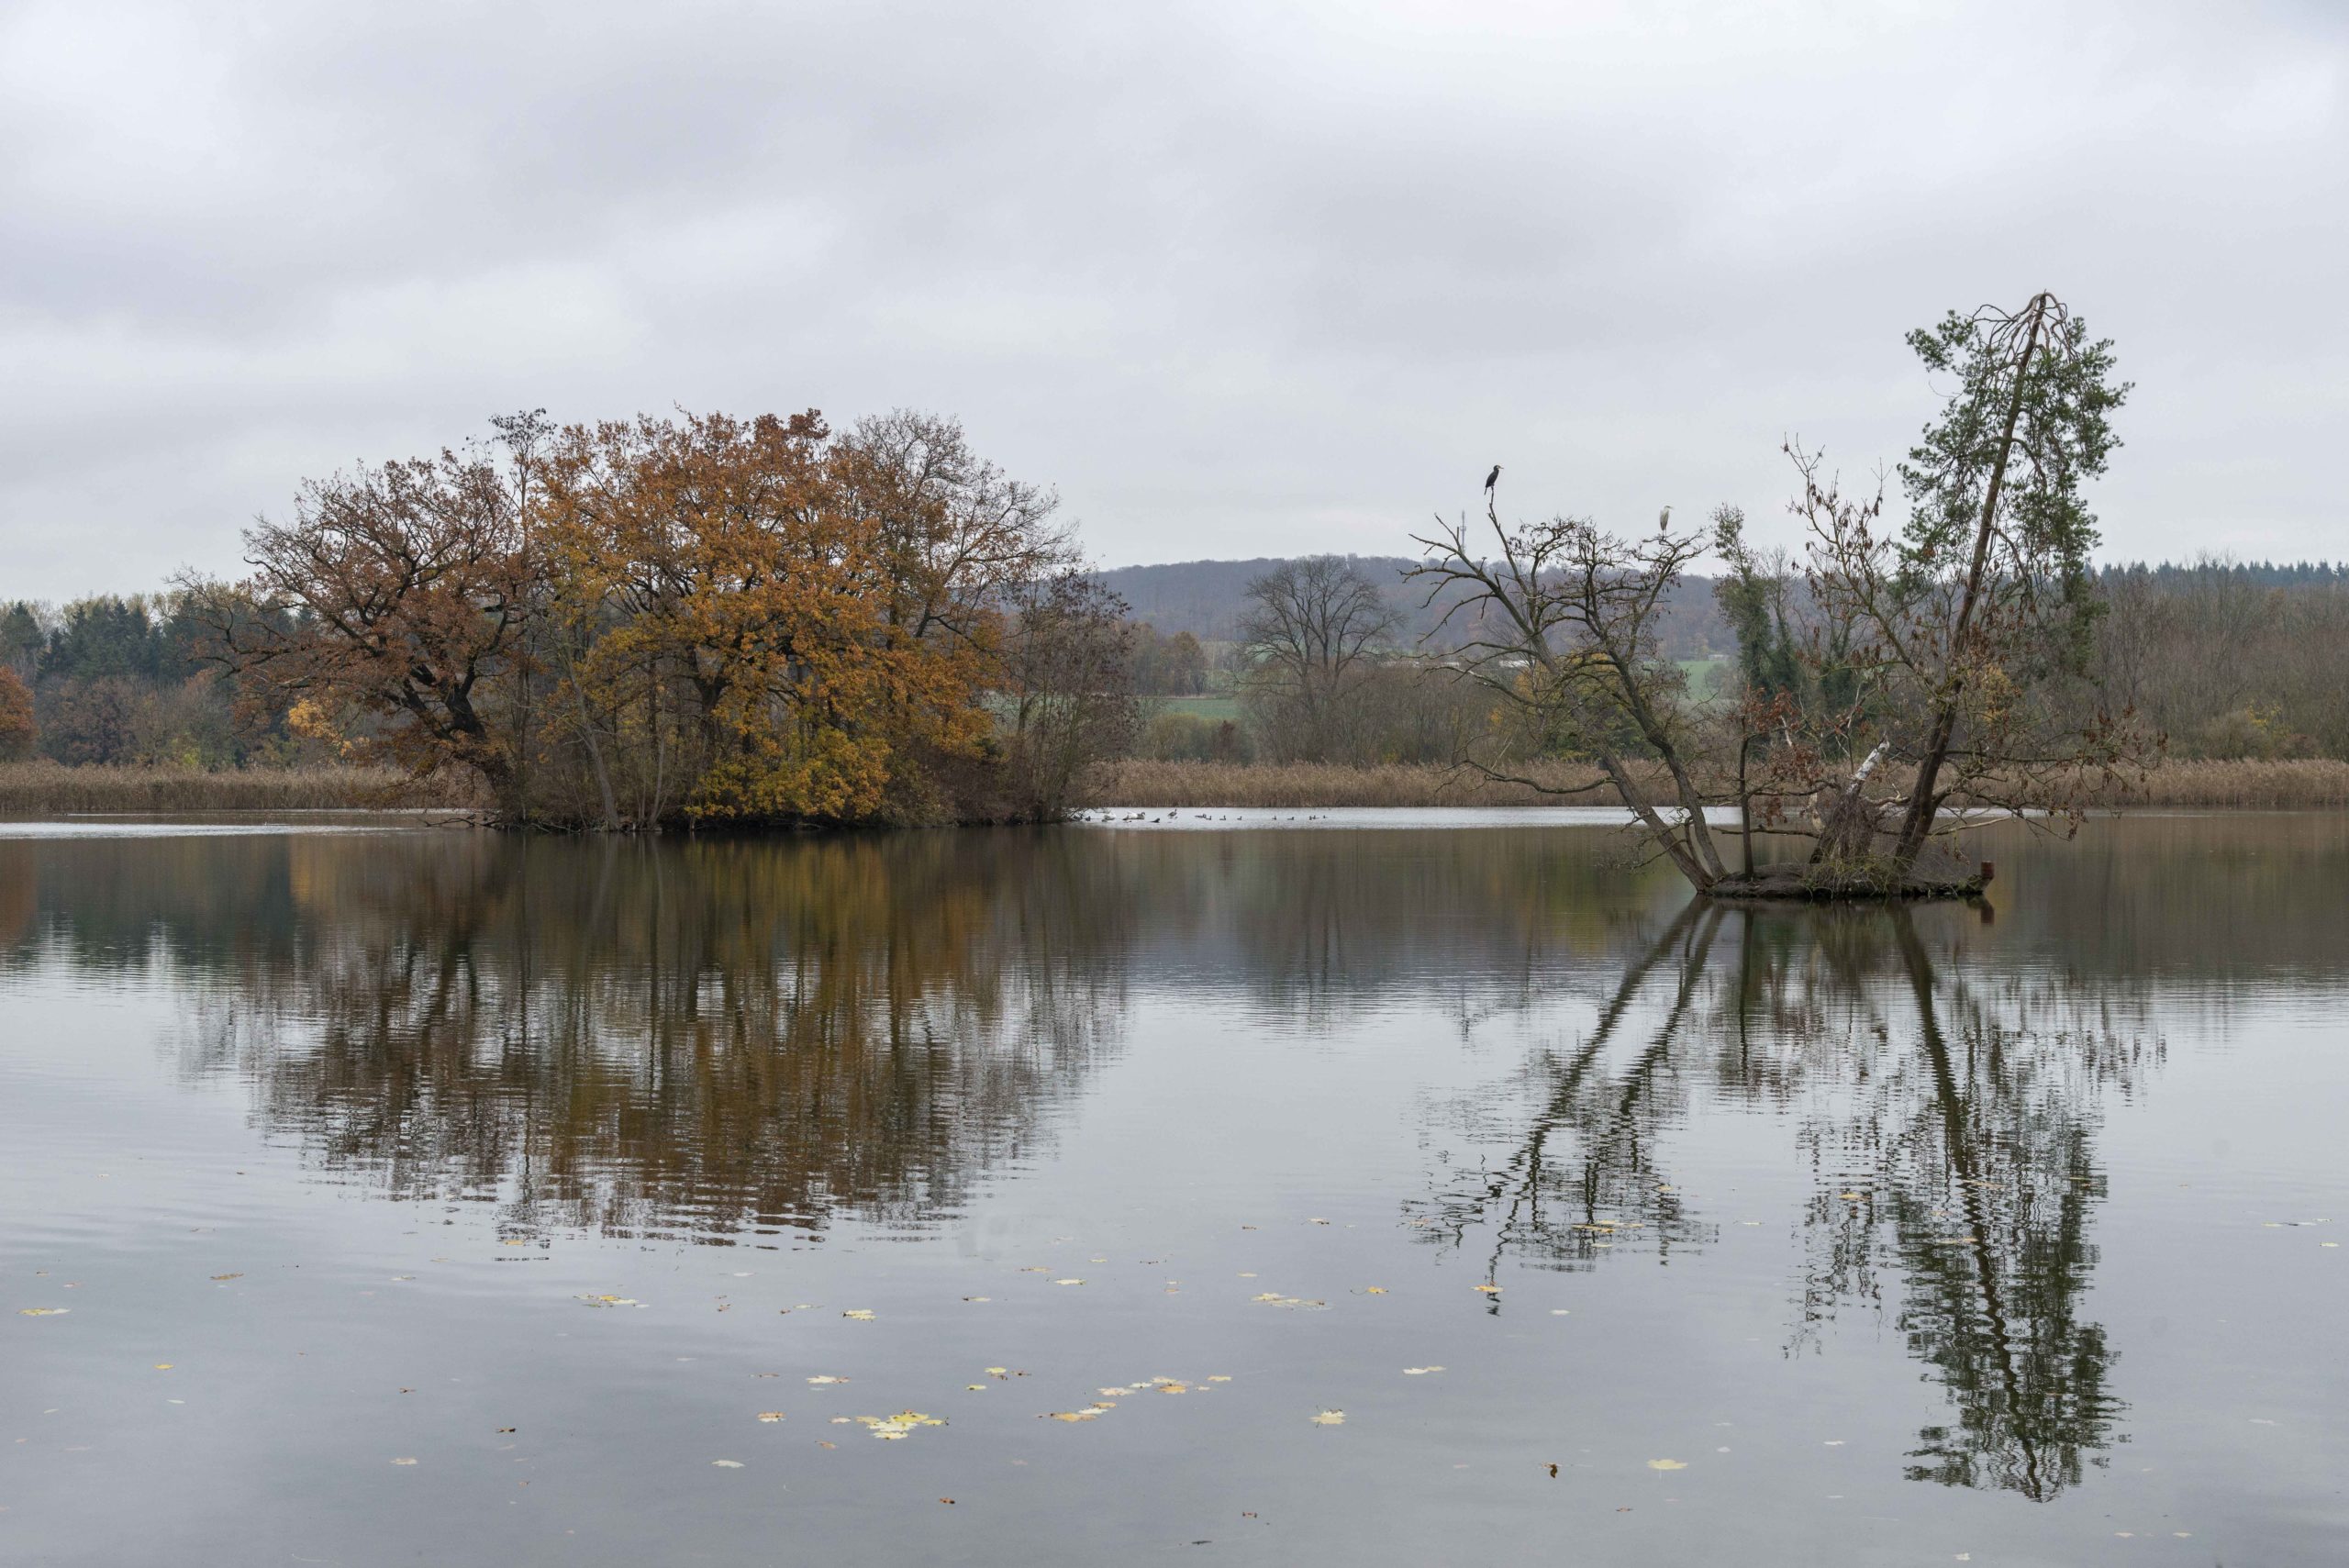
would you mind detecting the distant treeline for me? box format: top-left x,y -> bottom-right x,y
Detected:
5,554 -> 2347,779
1098,553 -> 2349,658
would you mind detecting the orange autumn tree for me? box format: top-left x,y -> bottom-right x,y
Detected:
534,410 -> 909,826
0,666 -> 36,761
205,407 -> 1128,829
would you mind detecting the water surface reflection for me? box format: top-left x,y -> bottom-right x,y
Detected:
4,816 -> 2345,1565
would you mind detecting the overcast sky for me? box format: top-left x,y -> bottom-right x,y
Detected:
2,0 -> 2342,602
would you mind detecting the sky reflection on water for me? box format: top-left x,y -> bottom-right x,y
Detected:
3,816 -> 2344,1565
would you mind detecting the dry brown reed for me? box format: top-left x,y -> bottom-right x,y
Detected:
1082,758 -> 2349,811
0,762 -> 485,816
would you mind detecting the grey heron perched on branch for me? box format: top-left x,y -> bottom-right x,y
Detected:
1485,463 -> 1502,495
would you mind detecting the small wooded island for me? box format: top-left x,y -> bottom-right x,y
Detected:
1409,289 -> 2140,900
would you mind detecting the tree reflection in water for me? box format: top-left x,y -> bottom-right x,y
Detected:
1416,900 -> 2157,1502
4,823 -> 2218,1502
153,833 -> 1138,1240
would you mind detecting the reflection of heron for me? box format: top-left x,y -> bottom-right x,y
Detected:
1485,463 -> 1502,495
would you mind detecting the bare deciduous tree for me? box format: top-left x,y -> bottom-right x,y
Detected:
1236,555 -> 1399,762
1409,497 -> 1732,892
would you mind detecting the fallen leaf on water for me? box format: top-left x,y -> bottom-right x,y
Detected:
1208,1375 -> 1232,1383
856,1411 -> 944,1440
1052,1279 -> 1085,1286
391,1458 -> 417,1466
984,1367 -> 1008,1378
841,1309 -> 876,1321
966,1385 -> 986,1391
939,1497 -> 955,1506
1308,1410 -> 1345,1426
1362,1286 -> 1387,1295
963,1296 -> 992,1301
1156,1382 -> 1189,1395
153,1363 -> 173,1371
1251,1292 -> 1326,1308
1308,1218 -> 1330,1225
18,1308 -> 68,1317
1647,1459 -> 1686,1471
210,1273 -> 241,1282
756,1412 -> 784,1422
1048,1410 -> 1099,1422
1019,1267 -> 1050,1273
712,1460 -> 743,1468
807,1375 -> 846,1385
1403,1366 -> 1445,1375
1475,1284 -> 1503,1295
575,1295 -> 641,1308
818,1440 -> 836,1449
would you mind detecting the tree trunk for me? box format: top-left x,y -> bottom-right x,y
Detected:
1894,296 -> 2048,872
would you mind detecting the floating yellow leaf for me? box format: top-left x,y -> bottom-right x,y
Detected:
855,1410 -> 944,1440
841,1309 -> 876,1320
1308,1410 -> 1346,1426
1475,1284 -> 1503,1295
18,1307 -> 68,1317
807,1375 -> 845,1385
1647,1459 -> 1686,1471
209,1273 -> 242,1282
1048,1410 -> 1099,1422
1363,1286 -> 1387,1295
154,1362 -> 173,1371
1403,1366 -> 1445,1375
755,1412 -> 784,1422
712,1459 -> 743,1468
1208,1375 -> 1232,1383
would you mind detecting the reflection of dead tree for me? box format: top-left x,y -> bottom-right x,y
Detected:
1411,900 -> 1724,1300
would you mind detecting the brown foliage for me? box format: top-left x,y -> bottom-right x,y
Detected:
0,668 -> 36,762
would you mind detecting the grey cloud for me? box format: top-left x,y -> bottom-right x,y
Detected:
1,0 -> 2343,601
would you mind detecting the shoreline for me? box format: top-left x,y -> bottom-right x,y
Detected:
1079,759 -> 2349,813
7,756 -> 2349,822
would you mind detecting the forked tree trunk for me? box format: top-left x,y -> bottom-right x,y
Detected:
1893,297 -> 2048,872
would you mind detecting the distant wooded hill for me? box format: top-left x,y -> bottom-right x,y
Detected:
1094,555 -> 1736,658
1094,554 -> 2349,662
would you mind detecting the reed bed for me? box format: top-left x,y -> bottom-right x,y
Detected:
0,762 -> 484,816
1082,758 -> 2349,811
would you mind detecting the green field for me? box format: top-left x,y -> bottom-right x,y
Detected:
1144,695 -> 1242,721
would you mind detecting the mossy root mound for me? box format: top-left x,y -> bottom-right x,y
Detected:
1705,846 -> 1988,902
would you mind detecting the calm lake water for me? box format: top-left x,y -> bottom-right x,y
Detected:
3,814 -> 2344,1566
